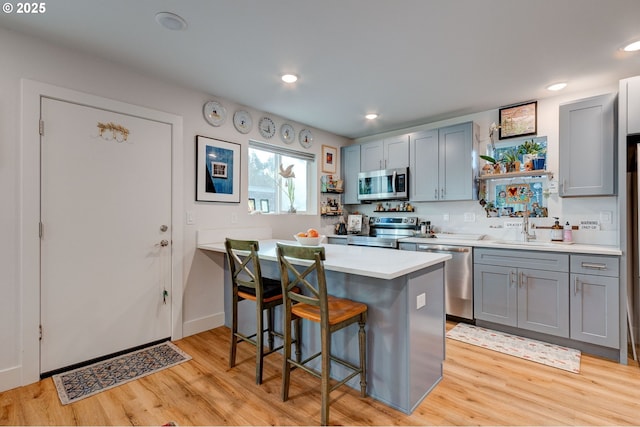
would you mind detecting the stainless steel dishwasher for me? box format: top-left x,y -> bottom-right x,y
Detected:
416,243 -> 473,321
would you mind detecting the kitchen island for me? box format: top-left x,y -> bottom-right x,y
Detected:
198,239 -> 451,414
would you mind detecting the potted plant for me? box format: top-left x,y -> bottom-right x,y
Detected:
501,149 -> 520,173
518,140 -> 546,170
479,155 -> 502,174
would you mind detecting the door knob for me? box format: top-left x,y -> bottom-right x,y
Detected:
160,225 -> 168,232
160,239 -> 169,247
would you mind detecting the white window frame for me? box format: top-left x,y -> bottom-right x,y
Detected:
248,140 -> 316,215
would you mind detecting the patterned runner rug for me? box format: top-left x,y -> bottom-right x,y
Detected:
447,323 -> 581,373
53,341 -> 191,404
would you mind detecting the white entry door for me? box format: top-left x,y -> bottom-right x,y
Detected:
40,97 -> 173,374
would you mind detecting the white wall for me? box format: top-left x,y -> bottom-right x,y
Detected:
0,27 -> 350,391
353,85 -> 620,245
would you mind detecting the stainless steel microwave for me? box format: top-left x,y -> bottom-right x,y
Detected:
357,167 -> 409,201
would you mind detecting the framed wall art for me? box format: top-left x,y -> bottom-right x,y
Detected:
196,135 -> 241,203
321,145 -> 337,173
499,101 -> 537,140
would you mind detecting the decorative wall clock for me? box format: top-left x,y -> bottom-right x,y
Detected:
299,128 -> 313,148
203,100 -> 227,127
233,110 -> 253,134
280,123 -> 295,144
258,116 -> 276,139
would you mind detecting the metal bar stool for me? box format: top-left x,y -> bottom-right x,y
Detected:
225,238 -> 301,385
276,242 -> 367,426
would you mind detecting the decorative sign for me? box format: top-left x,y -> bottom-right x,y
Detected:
579,220 -> 600,230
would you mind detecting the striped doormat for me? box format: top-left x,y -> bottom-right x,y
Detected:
447,323 -> 581,373
52,341 -> 191,404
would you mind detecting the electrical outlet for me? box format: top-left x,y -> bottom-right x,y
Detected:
416,293 -> 426,309
443,213 -> 450,222
231,212 -> 238,224
600,211 -> 612,224
464,212 -> 475,222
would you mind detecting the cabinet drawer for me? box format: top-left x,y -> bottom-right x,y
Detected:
474,248 -> 569,272
570,255 -> 619,277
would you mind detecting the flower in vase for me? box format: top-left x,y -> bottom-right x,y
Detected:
278,164 -> 296,211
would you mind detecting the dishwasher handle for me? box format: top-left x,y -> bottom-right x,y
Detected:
417,245 -> 471,253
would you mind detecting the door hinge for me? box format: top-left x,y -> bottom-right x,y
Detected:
39,120 -> 44,136
39,324 -> 43,341
39,221 -> 43,238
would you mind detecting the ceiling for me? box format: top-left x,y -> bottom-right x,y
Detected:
2,0 -> 640,139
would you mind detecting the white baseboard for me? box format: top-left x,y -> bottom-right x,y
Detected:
0,365 -> 23,393
182,312 -> 225,338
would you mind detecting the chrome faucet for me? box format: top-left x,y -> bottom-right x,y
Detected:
521,208 -> 536,242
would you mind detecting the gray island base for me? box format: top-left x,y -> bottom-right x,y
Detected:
198,240 -> 450,414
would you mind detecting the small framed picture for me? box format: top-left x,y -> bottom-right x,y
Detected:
321,145 -> 338,173
248,198 -> 256,212
260,199 -> 269,213
499,101 -> 537,140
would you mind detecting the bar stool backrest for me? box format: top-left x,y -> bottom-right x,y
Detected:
225,238 -> 264,298
276,243 -> 328,325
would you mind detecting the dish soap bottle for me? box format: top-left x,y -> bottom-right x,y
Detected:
563,221 -> 573,243
551,217 -> 563,241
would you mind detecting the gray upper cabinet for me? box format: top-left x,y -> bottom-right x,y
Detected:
626,76 -> 640,135
360,135 -> 409,172
410,122 -> 476,201
559,93 -> 616,197
341,144 -> 361,205
409,129 -> 439,201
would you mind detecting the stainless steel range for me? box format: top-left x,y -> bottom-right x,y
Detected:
347,216 -> 418,249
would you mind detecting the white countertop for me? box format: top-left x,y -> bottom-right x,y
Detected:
198,239 -> 451,280
400,236 -> 622,256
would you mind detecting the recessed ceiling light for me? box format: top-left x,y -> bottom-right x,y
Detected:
281,74 -> 298,83
365,113 -> 378,120
155,12 -> 188,31
547,82 -> 568,91
623,40 -> 640,52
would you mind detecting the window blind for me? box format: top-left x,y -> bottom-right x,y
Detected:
249,140 -> 316,162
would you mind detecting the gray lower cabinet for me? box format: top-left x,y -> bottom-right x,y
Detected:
474,248 -> 570,338
559,93 -> 616,197
341,144 -> 361,205
569,255 -> 619,347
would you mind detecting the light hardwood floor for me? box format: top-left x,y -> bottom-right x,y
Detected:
2,322 -> 639,425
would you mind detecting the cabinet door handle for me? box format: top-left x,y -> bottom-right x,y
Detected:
581,262 -> 607,270
441,188 -> 445,199
434,188 -> 438,199
519,271 -> 527,288
574,276 -> 580,295
510,270 -> 517,287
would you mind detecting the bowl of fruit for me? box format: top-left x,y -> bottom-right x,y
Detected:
293,228 -> 325,246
